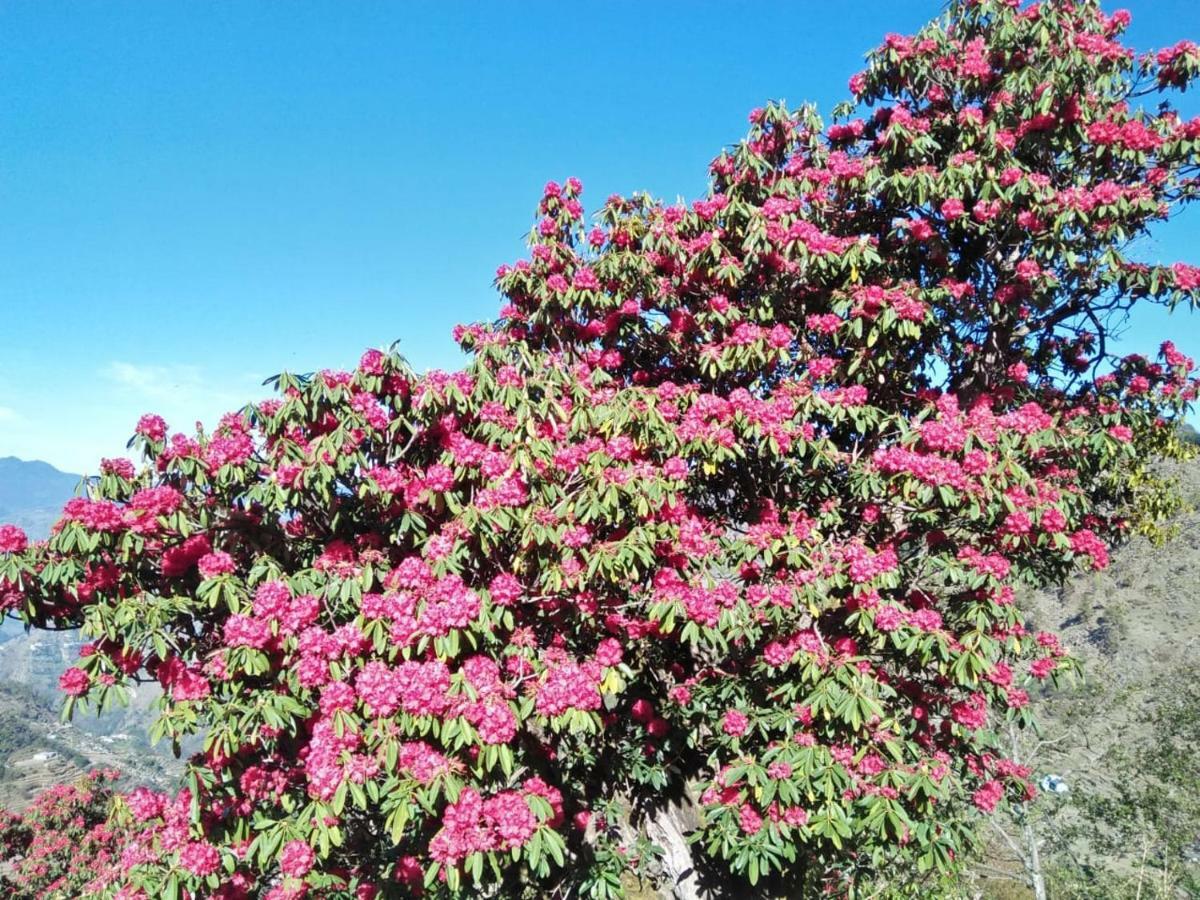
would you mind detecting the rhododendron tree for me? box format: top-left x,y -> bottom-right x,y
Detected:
2,0 -> 1200,897
0,771 -> 130,898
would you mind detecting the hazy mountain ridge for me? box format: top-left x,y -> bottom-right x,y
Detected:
0,456 -> 82,542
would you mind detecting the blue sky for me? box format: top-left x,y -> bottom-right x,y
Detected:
1,1 -> 1197,473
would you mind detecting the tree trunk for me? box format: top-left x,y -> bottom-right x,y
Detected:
637,790 -> 776,899
1008,724 -> 1047,900
642,797 -> 711,900
1022,815 -> 1048,900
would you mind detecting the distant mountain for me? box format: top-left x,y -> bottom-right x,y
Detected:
0,458 -> 80,643
0,456 -> 81,541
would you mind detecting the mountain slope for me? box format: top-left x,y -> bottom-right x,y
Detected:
0,456 -> 81,539
971,459 -> 1200,898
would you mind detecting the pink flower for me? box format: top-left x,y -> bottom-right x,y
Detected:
1006,689 -> 1030,709
783,807 -> 809,826
135,414 -> 167,442
907,608 -> 943,632
986,662 -> 1013,688
669,685 -> 692,705
395,660 -> 452,717
951,694 -> 988,730
572,267 -> 601,291
279,839 -> 315,878
561,525 -> 592,548
722,709 -> 750,737
172,667 -> 211,701
906,217 -> 934,241
359,348 -> 386,375
662,456 -> 689,480
767,324 -> 793,348
161,534 -> 212,578
536,662 -> 602,717
469,700 -> 518,744
58,667 -> 90,697
355,661 -> 401,717
767,761 -> 793,780
197,551 -> 236,579
1173,263 -> 1200,291
738,803 -> 763,834
940,198 -> 965,221
1069,528 -> 1110,570
1040,507 -> 1068,533
179,841 -> 221,877
0,524 -> 27,554
425,464 -> 455,492
223,614 -> 272,650
1002,511 -> 1032,536
595,638 -> 623,667
488,572 -> 523,606
1015,260 -> 1041,282
100,456 -> 137,478
125,786 -> 167,822
972,780 -> 1004,813
630,699 -> 655,724
1029,658 -> 1057,680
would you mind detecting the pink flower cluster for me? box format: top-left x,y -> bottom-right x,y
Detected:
429,787 -> 541,866
536,661 -> 603,717
0,524 -> 29,554
278,839 -> 315,878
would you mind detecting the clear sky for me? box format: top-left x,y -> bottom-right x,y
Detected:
1,1 -> 1197,474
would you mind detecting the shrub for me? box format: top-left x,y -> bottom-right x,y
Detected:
0,770 -> 127,899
